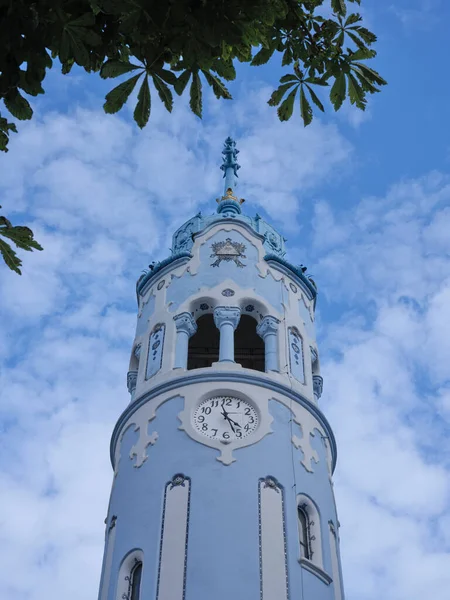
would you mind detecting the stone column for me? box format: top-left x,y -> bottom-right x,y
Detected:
257,316 -> 280,372
173,312 -> 197,369
213,306 -> 241,362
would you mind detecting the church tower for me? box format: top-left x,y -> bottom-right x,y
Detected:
97,138 -> 345,600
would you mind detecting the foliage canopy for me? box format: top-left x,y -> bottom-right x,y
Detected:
0,0 -> 385,272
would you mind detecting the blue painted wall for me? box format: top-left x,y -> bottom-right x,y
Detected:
103,391 -> 340,600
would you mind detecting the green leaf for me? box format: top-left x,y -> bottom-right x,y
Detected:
174,71 -> 191,96
155,69 -> 177,85
152,75 -> 173,112
67,30 -> 90,66
268,81 -> 298,106
61,59 -> 75,75
100,60 -> 141,79
4,90 -> 33,120
331,0 -> 347,16
351,26 -> 377,45
104,73 -> 142,114
306,84 -> 325,112
349,47 -> 376,61
69,13 -> 96,28
300,86 -> 313,126
345,13 -> 362,26
282,46 -> 293,66
212,59 -> 236,81
202,71 -> 232,100
250,46 -> 275,66
0,131 -> 8,152
0,238 -> 21,273
347,72 -> 366,109
353,63 -> 387,86
134,75 -> 151,128
330,72 -> 346,110
280,74 -> 299,84
277,87 -> 297,121
189,71 -> 202,118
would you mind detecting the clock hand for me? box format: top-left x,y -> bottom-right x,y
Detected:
226,417 -> 236,434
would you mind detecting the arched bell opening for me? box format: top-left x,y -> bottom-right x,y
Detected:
234,314 -> 265,372
187,314 -> 220,370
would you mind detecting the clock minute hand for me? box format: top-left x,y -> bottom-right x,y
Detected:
226,416 -> 236,434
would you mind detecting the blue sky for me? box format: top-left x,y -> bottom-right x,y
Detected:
1,1 -> 450,599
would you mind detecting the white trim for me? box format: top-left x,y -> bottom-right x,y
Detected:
157,476 -> 190,600
115,549 -> 144,600
259,478 -> 288,600
297,494 -> 324,570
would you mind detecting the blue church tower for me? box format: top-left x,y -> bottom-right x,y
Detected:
97,138 -> 345,600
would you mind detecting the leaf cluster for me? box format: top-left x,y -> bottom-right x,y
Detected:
0,210 -> 43,274
0,0 -> 385,273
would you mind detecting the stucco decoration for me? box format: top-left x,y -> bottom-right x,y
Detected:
210,238 -> 247,268
292,429 -> 319,473
313,375 -> 323,401
259,476 -> 289,600
177,384 -> 273,465
156,474 -> 191,600
127,370 -> 138,395
129,421 -> 159,468
288,327 -> 305,383
146,323 -> 165,379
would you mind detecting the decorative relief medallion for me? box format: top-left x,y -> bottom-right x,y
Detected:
210,238 -> 246,268
221,288 -> 235,297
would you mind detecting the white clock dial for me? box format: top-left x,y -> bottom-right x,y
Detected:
193,396 -> 259,441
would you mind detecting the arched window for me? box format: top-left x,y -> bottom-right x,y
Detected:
234,315 -> 265,371
188,314 -> 219,369
127,560 -> 142,600
116,550 -> 144,600
298,505 -> 311,560
296,495 -> 323,568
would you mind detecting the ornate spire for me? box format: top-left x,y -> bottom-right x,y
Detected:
217,137 -> 244,215
220,137 -> 240,194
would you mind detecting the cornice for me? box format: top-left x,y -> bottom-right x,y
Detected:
110,371 -> 337,473
264,254 -> 317,302
136,252 -> 192,298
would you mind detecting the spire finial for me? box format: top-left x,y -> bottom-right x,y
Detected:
220,137 -> 240,194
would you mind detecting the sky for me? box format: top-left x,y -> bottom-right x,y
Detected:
1,1 -> 450,599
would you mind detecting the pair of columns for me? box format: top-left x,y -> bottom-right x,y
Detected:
173,307 -> 280,371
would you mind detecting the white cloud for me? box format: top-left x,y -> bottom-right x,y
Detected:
0,75 -> 351,600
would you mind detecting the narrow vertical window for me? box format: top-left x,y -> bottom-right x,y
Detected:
129,560 -> 142,600
298,506 -> 311,560
116,550 -> 144,600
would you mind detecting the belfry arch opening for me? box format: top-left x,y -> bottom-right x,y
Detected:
234,315 -> 265,372
187,314 -> 219,369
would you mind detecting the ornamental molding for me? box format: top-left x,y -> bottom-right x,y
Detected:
110,372 -> 336,473
127,370 -> 138,395
177,385 -> 274,465
173,312 -> 197,337
256,315 -> 280,338
126,421 -> 159,470
210,237 -> 247,268
313,375 -> 323,401
213,306 -> 241,330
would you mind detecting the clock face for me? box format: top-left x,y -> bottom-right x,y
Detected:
193,396 -> 259,441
